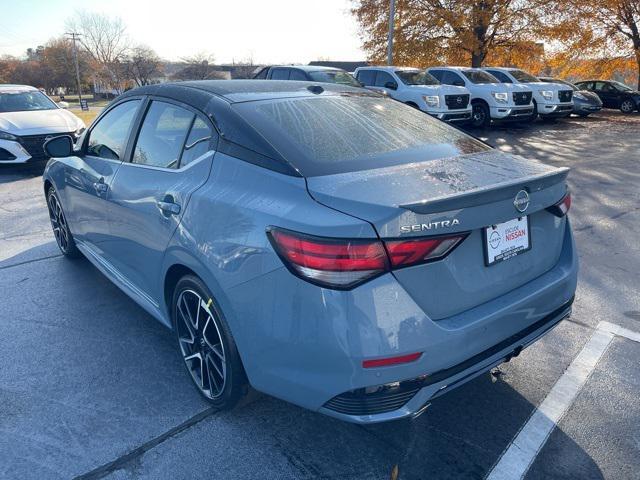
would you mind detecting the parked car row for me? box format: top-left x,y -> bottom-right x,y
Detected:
252,65 -> 639,129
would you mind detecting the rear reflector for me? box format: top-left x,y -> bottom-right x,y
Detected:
268,227 -> 468,289
546,192 -> 571,217
362,352 -> 422,368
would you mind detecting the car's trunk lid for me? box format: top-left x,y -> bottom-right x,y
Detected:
307,150 -> 569,319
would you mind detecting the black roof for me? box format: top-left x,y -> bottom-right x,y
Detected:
121,79 -> 367,104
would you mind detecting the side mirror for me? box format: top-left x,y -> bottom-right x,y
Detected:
453,80 -> 465,87
44,135 -> 74,158
57,101 -> 69,109
384,81 -> 398,90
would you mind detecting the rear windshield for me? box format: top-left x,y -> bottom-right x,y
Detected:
234,95 -> 488,177
0,90 -> 58,112
308,70 -> 361,87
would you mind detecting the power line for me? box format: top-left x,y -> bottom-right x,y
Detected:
65,32 -> 83,104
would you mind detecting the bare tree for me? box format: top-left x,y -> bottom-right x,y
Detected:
174,52 -> 226,80
126,45 -> 163,86
66,11 -> 129,93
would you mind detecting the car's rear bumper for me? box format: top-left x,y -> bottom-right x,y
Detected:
227,218 -> 578,423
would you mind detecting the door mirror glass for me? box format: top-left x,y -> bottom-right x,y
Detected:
44,135 -> 74,158
384,81 -> 398,90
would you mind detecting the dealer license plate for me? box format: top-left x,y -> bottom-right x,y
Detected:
484,216 -> 531,266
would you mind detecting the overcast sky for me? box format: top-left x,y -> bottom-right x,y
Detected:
0,0 -> 365,64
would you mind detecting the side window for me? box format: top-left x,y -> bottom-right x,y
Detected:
593,82 -> 606,91
289,69 -> 307,81
374,71 -> 395,87
442,71 -> 465,86
356,70 -> 376,86
429,70 -> 444,82
254,68 -> 268,79
132,101 -> 193,169
180,117 -> 215,167
271,68 -> 290,80
487,70 -> 511,83
87,100 -> 141,160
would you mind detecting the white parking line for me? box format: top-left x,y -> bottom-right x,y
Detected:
486,321 -> 640,480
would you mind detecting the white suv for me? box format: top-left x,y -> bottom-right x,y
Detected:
427,67 -> 534,127
482,67 -> 574,120
354,66 -> 472,123
0,84 -> 85,164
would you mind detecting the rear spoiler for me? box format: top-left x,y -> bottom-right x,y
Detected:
400,167 -> 569,214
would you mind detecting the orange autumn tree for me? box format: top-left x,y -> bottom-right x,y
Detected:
544,0 -> 640,88
351,0 -> 549,69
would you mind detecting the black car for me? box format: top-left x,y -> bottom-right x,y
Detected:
539,77 -> 603,117
574,80 -> 640,114
253,65 -> 362,87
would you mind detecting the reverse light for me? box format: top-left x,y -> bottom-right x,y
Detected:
492,91 -> 508,103
362,352 -> 423,368
546,192 -> 571,217
422,95 -> 440,108
268,227 -> 468,289
539,90 -> 554,101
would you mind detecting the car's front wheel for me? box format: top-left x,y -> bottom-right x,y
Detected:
620,99 -> 635,114
47,187 -> 80,258
172,275 -> 248,410
471,102 -> 490,128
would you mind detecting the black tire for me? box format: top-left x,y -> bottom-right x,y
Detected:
172,274 -> 248,410
470,102 -> 490,128
620,99 -> 635,114
46,186 -> 80,258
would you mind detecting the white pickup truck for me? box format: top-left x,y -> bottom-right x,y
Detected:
353,66 -> 472,123
426,66 -> 535,127
481,67 -> 574,120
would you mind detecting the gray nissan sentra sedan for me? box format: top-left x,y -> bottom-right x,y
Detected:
42,80 -> 577,423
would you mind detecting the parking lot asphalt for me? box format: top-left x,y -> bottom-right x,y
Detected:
1,110 -> 639,480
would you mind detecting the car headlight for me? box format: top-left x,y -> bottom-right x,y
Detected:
0,131 -> 18,141
573,92 -> 586,101
422,95 -> 439,108
539,90 -> 554,100
491,92 -> 509,103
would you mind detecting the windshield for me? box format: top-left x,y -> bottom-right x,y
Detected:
510,69 -> 540,83
308,70 -> 361,87
462,70 -> 498,84
0,90 -> 58,113
234,95 -> 487,177
540,78 -> 579,90
395,70 -> 440,86
611,81 -> 633,91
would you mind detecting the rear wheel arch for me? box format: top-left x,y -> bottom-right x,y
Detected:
43,179 -> 53,198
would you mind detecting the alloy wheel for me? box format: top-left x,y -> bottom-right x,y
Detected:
472,105 -> 486,127
48,192 -> 70,253
175,289 -> 227,399
621,100 -> 634,113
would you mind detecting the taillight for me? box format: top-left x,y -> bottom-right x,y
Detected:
268,227 -> 467,289
267,228 -> 389,289
547,192 -> 571,217
362,352 -> 422,368
385,235 -> 467,268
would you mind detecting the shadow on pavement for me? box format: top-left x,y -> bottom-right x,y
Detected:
0,243 -> 604,480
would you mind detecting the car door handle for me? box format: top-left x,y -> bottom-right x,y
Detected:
157,201 -> 181,216
93,179 -> 108,194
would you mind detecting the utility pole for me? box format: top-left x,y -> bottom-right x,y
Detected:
387,0 -> 395,65
65,32 -> 83,104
